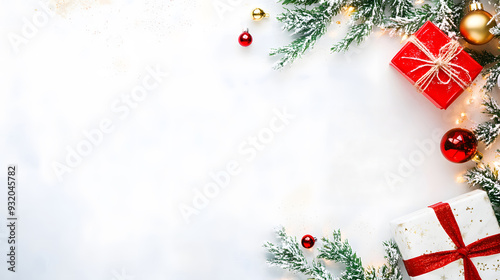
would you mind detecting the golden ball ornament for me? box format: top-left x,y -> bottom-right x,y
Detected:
459,2 -> 496,45
251,8 -> 269,21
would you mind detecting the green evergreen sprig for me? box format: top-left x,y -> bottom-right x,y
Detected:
474,94 -> 500,146
264,227 -> 336,280
466,49 -> 500,92
387,0 -> 414,18
330,0 -> 385,53
464,163 -> 500,223
384,0 -> 463,38
317,230 -> 365,280
264,227 -> 403,280
270,1 -> 347,69
364,241 -> 403,280
271,0 -> 466,69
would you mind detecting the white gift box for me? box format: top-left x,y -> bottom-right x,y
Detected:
391,190 -> 500,280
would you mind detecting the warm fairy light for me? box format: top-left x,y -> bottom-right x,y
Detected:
456,175 -> 466,183
493,161 -> 500,168
415,0 -> 424,3
401,34 -> 409,43
345,6 -> 355,16
456,112 -> 467,124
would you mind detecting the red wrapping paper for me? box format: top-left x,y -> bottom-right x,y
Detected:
391,21 -> 483,110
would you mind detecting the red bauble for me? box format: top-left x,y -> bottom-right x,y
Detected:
238,30 -> 252,47
301,235 -> 315,249
440,128 -> 478,163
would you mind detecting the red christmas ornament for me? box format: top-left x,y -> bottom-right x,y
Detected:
440,128 -> 479,163
238,29 -> 252,47
301,235 -> 316,249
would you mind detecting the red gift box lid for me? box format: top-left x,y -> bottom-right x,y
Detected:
391,21 -> 483,110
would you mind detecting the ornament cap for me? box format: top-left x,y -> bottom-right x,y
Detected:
469,1 -> 484,11
472,151 -> 483,163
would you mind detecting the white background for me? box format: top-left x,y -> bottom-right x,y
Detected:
0,0 -> 497,279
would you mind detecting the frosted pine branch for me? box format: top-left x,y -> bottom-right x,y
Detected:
272,0 -> 467,67
331,0 -> 385,53
264,227 -> 336,280
484,64 -> 500,92
387,0 -> 414,17
331,23 -> 373,52
464,164 -> 500,222
317,230 -> 365,280
265,227 -> 405,280
432,0 -> 460,37
365,241 -> 403,280
270,1 -> 345,69
474,94 -> 500,146
466,49 -> 499,67
488,0 -> 500,38
280,0 -> 322,5
384,0 -> 461,37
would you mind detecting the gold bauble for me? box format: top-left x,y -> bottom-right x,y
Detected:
252,8 -> 269,21
459,2 -> 496,45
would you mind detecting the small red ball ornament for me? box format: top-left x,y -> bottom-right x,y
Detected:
440,128 -> 479,163
238,29 -> 252,47
301,235 -> 316,249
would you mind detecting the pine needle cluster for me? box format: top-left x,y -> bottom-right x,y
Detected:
464,162 -> 500,223
271,0 -> 465,69
264,227 -> 403,280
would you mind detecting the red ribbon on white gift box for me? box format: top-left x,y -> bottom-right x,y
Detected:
403,202 -> 500,280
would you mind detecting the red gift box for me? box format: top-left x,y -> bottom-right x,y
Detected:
391,21 -> 483,110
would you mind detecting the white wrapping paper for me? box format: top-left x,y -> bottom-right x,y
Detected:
391,190 -> 500,280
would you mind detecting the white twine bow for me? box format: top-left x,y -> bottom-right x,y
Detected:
402,36 -> 471,92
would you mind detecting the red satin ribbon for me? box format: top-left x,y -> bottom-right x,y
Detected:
403,202 -> 500,279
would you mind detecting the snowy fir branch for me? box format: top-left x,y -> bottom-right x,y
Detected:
483,63 -> 500,92
488,0 -> 500,36
330,0 -> 385,53
387,0 -> 414,18
264,227 -> 336,280
466,49 -> 500,67
466,48 -> 500,92
464,163 -> 500,222
386,0 -> 463,37
264,227 -> 403,280
364,241 -> 403,280
383,4 -> 432,36
317,230 -> 365,280
270,1 -> 346,69
474,94 -> 500,146
272,0 -> 466,68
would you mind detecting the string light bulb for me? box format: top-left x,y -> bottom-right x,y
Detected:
456,175 -> 466,183
400,34 -> 409,43
346,6 -> 355,16
456,112 -> 467,124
